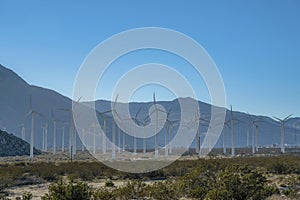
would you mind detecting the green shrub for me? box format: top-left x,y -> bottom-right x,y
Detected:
105,179 -> 115,187
114,180 -> 147,200
205,165 -> 277,200
146,181 -> 179,200
41,178 -> 92,200
93,187 -> 115,200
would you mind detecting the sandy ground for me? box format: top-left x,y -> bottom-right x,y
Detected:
6,180 -> 131,199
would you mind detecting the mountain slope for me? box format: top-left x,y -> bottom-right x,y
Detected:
0,64 -> 299,151
0,129 -> 40,156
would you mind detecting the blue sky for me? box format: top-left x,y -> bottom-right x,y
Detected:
0,0 -> 299,118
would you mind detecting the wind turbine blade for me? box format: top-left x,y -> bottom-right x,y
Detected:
149,109 -> 156,117
34,111 -> 44,118
25,111 -> 33,118
157,108 -> 167,113
73,96 -> 83,108
135,107 -> 142,119
284,114 -> 293,121
273,116 -> 282,122
113,94 -> 119,109
200,117 -> 209,123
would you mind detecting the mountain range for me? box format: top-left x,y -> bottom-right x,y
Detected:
0,64 -> 299,153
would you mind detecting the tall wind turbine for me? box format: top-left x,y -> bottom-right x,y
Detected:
42,126 -> 45,151
222,120 -> 230,154
44,123 -> 48,152
96,110 -> 111,155
96,95 -> 123,158
25,96 -> 42,158
248,114 -> 264,154
19,124 -> 26,141
128,107 -> 142,154
51,110 -> 58,154
229,105 -> 243,157
163,109 -> 179,157
273,114 -> 293,153
59,97 -> 82,159
192,111 -> 209,155
149,93 -> 166,158
61,125 -> 66,153
81,128 -> 85,152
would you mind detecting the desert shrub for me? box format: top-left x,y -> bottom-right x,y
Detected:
177,161 -> 222,199
146,181 -> 179,200
93,187 -> 115,200
278,175 -> 300,199
41,178 -> 92,200
114,180 -> 147,200
105,179 -> 115,187
205,165 -> 277,200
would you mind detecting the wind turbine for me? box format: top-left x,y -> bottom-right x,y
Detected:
61,125 -> 66,153
128,107 -> 142,154
81,128 -> 86,152
19,124 -> 26,141
222,120 -> 230,154
149,93 -> 166,158
91,123 -> 97,154
248,114 -> 264,153
163,109 -> 179,157
137,116 -> 149,154
45,123 -> 48,152
96,95 -> 123,158
192,111 -> 209,156
42,126 -> 45,151
273,114 -> 293,153
96,110 -> 111,155
229,105 -> 244,157
25,96 -> 42,158
51,110 -> 58,154
59,97 -> 82,159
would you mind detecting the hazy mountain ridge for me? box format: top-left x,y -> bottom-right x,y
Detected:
0,64 -> 299,152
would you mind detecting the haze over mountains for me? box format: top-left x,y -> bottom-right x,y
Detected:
0,64 -> 299,152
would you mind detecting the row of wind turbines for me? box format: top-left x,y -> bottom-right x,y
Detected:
17,95 -> 300,159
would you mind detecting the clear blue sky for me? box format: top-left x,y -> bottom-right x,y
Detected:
0,0 -> 299,118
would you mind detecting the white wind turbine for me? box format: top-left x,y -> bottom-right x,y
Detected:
273,114 -> 293,153
19,123 -> 26,141
221,120 -> 230,155
128,107 -> 142,154
25,96 -> 42,158
96,111 -> 111,155
61,124 -> 67,153
96,95 -> 123,159
59,97 -> 82,159
137,115 -> 150,155
164,109 -> 178,157
51,110 -> 59,154
42,125 -> 45,151
44,123 -> 48,152
229,105 -> 244,157
248,114 -> 264,154
192,111 -> 209,156
148,93 -> 166,158
91,123 -> 97,154
81,128 -> 86,152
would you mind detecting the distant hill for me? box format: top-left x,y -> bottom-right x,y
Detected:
0,63 -> 299,152
0,129 -> 40,157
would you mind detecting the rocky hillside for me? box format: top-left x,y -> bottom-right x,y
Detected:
0,129 -> 40,157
